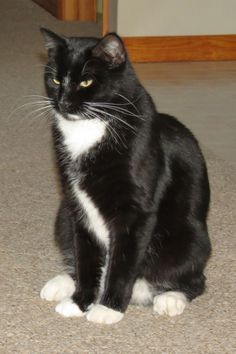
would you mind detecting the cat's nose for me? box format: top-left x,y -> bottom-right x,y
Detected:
58,99 -> 73,113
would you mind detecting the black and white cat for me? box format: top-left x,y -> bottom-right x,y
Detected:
40,28 -> 211,324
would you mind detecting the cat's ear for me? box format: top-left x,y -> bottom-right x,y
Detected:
40,27 -> 66,50
92,33 -> 126,68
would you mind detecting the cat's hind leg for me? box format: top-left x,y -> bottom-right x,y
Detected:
40,273 -> 75,302
130,278 -> 187,316
130,279 -> 188,316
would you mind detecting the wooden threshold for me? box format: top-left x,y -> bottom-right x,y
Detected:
123,35 -> 236,62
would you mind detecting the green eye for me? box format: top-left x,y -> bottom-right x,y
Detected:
52,78 -> 60,85
80,79 -> 93,88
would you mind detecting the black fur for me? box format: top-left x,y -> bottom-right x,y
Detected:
41,28 -> 211,314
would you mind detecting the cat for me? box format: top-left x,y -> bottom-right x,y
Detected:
39,28 -> 211,324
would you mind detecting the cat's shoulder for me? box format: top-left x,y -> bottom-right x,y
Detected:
155,113 -> 203,162
156,113 -> 199,145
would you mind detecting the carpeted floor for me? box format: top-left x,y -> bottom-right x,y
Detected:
0,1 -> 235,353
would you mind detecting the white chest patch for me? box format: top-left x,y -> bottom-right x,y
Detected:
56,113 -> 106,159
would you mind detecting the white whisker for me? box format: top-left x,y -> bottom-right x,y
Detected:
36,64 -> 57,73
23,95 -> 53,101
84,107 -> 126,150
84,105 -> 137,134
85,102 -> 143,120
115,93 -> 141,114
9,100 -> 52,119
24,105 -> 53,120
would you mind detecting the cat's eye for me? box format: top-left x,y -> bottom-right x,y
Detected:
52,78 -> 60,85
80,79 -> 93,88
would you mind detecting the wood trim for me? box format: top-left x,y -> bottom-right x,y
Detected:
33,0 -> 96,21
58,0 -> 96,21
123,35 -> 236,62
77,0 -> 96,22
58,0 -> 77,21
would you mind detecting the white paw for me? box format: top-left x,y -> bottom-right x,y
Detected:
40,274 -> 75,302
86,304 -> 124,324
55,298 -> 84,317
153,291 -> 188,316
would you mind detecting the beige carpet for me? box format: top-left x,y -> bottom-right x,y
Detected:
0,1 -> 235,353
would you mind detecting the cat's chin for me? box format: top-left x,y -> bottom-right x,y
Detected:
55,112 -> 82,122
67,113 -> 82,121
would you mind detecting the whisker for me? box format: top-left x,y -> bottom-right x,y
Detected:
9,100 -> 52,119
27,110 -> 53,125
23,95 -> 52,101
85,101 -> 131,107
85,102 -> 144,120
84,105 -> 137,134
24,105 -> 53,120
35,64 -> 57,73
16,106 -> 53,127
31,107 -> 53,120
84,107 -> 126,149
115,93 -> 141,114
26,111 -> 53,128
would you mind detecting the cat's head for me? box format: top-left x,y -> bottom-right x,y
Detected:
41,28 -> 137,122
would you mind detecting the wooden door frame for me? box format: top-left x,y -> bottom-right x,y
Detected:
102,0 -> 117,35
33,0 -> 96,21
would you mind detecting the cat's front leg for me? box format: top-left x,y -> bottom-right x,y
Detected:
70,223 -> 105,312
86,217 -> 152,324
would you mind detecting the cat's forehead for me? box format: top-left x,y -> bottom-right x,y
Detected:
67,37 -> 98,58
55,37 -> 98,72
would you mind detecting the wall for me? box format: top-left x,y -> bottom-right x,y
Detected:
117,0 -> 236,36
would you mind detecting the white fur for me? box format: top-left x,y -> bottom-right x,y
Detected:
73,186 -> 110,249
40,274 -> 75,302
56,113 -> 106,159
131,278 -> 153,305
97,254 -> 109,301
86,304 -> 124,324
73,185 -> 110,298
153,291 -> 188,316
55,298 -> 84,317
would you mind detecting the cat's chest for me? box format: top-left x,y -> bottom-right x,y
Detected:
56,113 -> 107,159
56,113 -> 109,248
